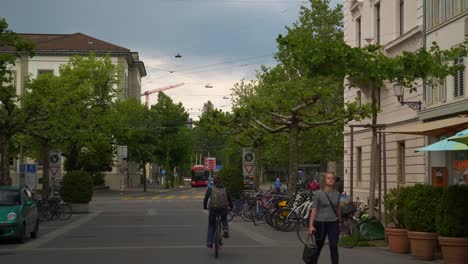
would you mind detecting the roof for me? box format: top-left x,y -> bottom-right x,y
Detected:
15,33 -> 130,52
384,116 -> 468,137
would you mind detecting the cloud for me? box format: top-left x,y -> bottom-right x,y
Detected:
141,54 -> 277,119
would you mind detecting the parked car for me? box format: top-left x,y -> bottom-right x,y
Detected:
0,186 -> 39,243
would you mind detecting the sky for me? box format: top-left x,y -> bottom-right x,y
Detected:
1,0 -> 340,119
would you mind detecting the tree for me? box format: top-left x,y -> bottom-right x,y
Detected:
0,18 -> 34,185
151,92 -> 189,187
112,97 -> 155,191
55,54 -> 118,173
226,1 -> 369,194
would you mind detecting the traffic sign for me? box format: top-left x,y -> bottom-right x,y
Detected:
242,148 -> 255,178
49,151 -> 61,178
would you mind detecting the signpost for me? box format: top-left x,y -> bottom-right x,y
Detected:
242,148 -> 255,185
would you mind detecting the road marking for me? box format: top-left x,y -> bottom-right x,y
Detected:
179,196 -> 189,199
1,244 -> 298,252
151,196 -> 160,200
136,197 -> 146,200
165,196 -> 175,199
122,197 -> 132,200
16,211 -> 102,250
194,195 -> 204,199
146,209 -> 157,215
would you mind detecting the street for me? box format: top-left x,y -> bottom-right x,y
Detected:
0,187 -> 441,264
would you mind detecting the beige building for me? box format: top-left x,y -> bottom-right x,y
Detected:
343,0 -> 468,204
1,33 -> 147,190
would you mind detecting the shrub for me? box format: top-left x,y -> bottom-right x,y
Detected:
217,166 -> 244,199
60,171 -> 94,203
436,185 -> 468,237
403,184 -> 442,233
383,186 -> 410,228
92,172 -> 105,186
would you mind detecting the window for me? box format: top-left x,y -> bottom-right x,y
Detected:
356,90 -> 362,106
9,158 -> 14,166
426,0 -> 468,29
399,0 -> 405,35
356,147 -> 362,183
454,57 -> 465,98
429,78 -> 447,104
375,3 -> 381,44
37,69 -> 54,76
356,17 -> 362,47
397,141 -> 406,184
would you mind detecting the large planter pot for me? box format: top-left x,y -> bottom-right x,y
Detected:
70,203 -> 89,213
386,227 -> 409,254
408,231 -> 438,261
438,236 -> 468,264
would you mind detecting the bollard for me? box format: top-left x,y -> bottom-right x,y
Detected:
120,184 -> 124,196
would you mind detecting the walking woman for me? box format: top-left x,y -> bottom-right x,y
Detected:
307,172 -> 341,264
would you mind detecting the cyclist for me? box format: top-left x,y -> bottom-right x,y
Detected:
203,176 -> 233,248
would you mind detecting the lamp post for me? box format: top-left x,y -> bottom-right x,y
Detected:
392,83 -> 422,111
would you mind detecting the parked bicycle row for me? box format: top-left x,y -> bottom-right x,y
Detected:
228,186 -> 385,249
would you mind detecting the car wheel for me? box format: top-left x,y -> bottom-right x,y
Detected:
16,224 -> 26,244
31,219 -> 39,239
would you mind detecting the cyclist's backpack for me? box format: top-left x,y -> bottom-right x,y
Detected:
210,186 -> 229,209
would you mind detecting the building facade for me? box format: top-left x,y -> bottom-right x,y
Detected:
343,0 -> 468,204
3,33 -> 146,190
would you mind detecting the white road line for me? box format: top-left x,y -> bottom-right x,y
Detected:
16,211 -> 102,250
2,244 -> 298,252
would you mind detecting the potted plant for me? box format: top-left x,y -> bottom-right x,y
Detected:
436,185 -> 468,264
404,184 -> 442,261
60,171 -> 94,213
383,186 -> 410,254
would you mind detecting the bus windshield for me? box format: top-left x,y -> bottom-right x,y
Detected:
192,170 -> 208,181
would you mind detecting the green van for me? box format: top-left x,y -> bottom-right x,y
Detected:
0,186 -> 39,243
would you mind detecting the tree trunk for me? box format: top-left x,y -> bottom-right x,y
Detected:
0,131 -> 12,186
369,82 -> 378,218
42,141 -> 50,198
142,163 -> 147,192
253,146 -> 262,188
287,122 -> 299,195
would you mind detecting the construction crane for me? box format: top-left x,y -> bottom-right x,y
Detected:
141,83 -> 185,106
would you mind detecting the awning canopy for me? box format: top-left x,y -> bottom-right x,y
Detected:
384,116 -> 468,137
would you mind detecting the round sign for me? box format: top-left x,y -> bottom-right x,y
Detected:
50,153 -> 60,164
244,153 -> 254,162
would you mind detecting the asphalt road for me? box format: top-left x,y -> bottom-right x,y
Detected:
0,187 -> 440,264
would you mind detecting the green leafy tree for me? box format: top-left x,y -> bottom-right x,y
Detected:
0,18 -> 34,185
151,92 -> 189,187
111,97 -> 155,191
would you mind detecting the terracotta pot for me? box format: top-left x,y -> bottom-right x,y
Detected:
386,227 -> 409,254
438,236 -> 468,264
407,231 -> 438,261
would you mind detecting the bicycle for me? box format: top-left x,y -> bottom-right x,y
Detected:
37,197 -> 72,222
213,214 -> 224,258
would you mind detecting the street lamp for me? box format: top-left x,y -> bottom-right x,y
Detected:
392,83 -> 422,111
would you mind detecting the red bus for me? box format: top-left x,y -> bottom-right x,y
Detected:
191,165 -> 209,187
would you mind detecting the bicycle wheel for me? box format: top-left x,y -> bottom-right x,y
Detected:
227,210 -> 235,222
274,208 -> 298,232
214,221 -> 220,258
296,219 -> 310,245
58,203 -> 72,220
241,206 -> 253,222
38,208 -> 51,223
252,206 -> 267,225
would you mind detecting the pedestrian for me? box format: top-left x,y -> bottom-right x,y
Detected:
274,177 -> 282,194
203,176 -> 233,248
307,172 -> 341,264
